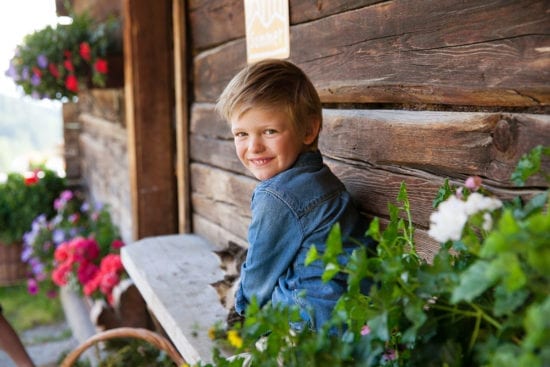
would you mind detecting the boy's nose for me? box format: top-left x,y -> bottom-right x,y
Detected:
249,136 -> 264,153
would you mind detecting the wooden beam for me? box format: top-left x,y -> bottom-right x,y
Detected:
193,0 -> 550,107
124,0 -> 177,239
173,0 -> 191,233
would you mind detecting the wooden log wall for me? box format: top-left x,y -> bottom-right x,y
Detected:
187,0 -> 550,260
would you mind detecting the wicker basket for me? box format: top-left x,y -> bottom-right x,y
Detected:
0,241 -> 27,286
60,327 -> 187,367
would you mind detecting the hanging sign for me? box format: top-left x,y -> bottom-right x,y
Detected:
244,0 -> 290,64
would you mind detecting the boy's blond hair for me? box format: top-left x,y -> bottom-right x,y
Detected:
216,59 -> 322,149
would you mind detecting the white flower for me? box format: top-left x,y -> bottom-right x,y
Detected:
428,195 -> 468,243
464,193 -> 502,216
482,212 -> 493,232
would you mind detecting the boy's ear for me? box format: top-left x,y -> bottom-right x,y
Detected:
303,118 -> 321,145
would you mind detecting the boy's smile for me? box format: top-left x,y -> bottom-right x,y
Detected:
231,108 -> 314,181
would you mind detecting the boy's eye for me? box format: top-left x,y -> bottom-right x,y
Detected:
234,131 -> 247,138
264,129 -> 277,135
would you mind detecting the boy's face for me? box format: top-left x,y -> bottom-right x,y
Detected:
231,107 -> 315,181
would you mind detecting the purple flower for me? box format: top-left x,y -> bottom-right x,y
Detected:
5,63 -> 19,80
27,278 -> 39,295
31,73 -> 41,86
21,246 -> 33,262
37,54 -> 48,68
52,229 -> 65,245
81,202 -> 90,212
21,66 -> 29,80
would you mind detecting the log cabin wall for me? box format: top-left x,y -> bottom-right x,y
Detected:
187,0 -> 550,260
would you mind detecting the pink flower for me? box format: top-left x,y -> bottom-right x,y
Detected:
77,261 -> 99,284
100,254 -> 123,273
465,176 -> 482,191
111,239 -> 125,249
83,274 -> 101,296
27,278 -> 39,295
52,262 -> 71,286
54,242 -> 70,262
361,325 -> 371,336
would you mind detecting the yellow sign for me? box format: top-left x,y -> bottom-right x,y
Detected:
244,0 -> 290,64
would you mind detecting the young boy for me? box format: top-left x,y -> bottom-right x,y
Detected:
216,59 -> 373,331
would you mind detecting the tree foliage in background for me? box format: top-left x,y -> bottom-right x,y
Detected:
0,168 -> 65,244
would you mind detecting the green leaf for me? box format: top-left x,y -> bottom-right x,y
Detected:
368,312 -> 389,341
324,223 -> 343,263
433,178 -> 453,208
493,284 -> 529,317
322,263 -> 340,282
510,145 -> 550,186
305,245 -> 318,266
451,260 -> 495,303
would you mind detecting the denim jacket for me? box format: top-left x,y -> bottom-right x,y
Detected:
235,151 -> 374,330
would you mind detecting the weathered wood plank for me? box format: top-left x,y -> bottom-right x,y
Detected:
191,163 -> 256,208
174,0 -> 191,233
190,105 -> 550,187
188,0 -> 381,51
192,193 -> 250,242
194,0 -> 550,106
193,214 -> 248,250
320,110 -> 550,186
124,0 -> 177,239
190,135 -> 249,176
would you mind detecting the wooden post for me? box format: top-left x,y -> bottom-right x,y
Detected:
173,0 -> 191,233
123,0 -> 177,239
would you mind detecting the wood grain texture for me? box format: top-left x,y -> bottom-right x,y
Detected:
124,0 -> 177,239
193,0 -> 550,106
188,0 -> 380,51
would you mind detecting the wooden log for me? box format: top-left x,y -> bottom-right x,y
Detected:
191,163 -> 256,207
190,134 -> 249,176
192,193 -> 250,241
190,105 -> 550,187
320,110 -> 550,187
192,214 -> 248,250
194,0 -> 550,106
189,0 -> 379,51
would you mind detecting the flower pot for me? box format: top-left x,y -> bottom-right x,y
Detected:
0,241 -> 27,286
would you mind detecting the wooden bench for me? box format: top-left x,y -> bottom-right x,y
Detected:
120,234 -> 229,365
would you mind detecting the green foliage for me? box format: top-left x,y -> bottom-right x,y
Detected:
97,339 -> 176,367
6,11 -> 120,101
0,282 -> 64,332
200,145 -> 549,367
0,168 -> 65,244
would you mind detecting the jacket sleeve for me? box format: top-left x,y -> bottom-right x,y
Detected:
235,189 -> 303,314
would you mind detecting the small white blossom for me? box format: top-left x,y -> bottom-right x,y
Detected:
464,192 -> 502,216
482,212 -> 493,232
428,195 -> 468,243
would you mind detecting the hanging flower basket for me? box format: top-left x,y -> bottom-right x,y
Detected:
5,12 -> 122,101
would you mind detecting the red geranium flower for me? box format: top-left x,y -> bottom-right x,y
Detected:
94,58 -> 108,74
24,171 -> 39,185
32,66 -> 42,77
48,63 -> 60,78
65,75 -> 78,92
79,42 -> 92,61
64,59 -> 74,72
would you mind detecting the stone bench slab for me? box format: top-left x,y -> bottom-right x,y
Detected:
121,234 -> 228,364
